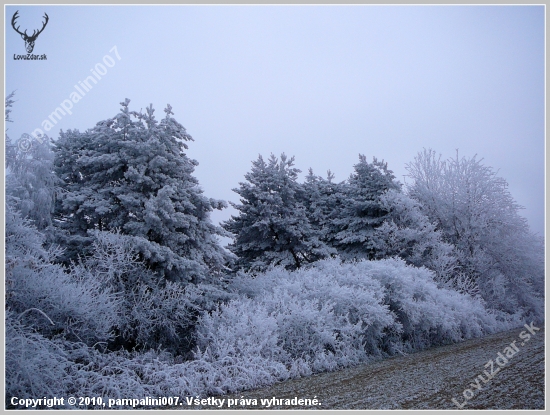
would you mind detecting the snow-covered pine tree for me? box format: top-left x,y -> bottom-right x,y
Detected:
303,169 -> 345,248
223,153 -> 334,273
53,99 -> 228,283
331,155 -> 401,260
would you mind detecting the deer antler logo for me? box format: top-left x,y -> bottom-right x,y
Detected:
11,11 -> 49,54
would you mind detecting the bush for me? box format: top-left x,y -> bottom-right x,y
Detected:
351,258 -> 510,352
185,258 -> 510,394
6,204 -> 118,346
6,256 -> 514,405
6,311 -> 71,404
83,230 -> 212,355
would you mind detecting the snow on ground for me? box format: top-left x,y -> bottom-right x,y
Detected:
194,325 -> 544,410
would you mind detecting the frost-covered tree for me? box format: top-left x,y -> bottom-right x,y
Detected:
53,99 -> 228,283
5,92 -> 58,231
5,91 -> 16,157
303,158 -> 459,287
7,139 -> 58,232
5,90 -> 15,122
330,155 -> 401,260
371,189 -> 459,286
223,154 -> 334,273
303,169 -> 346,248
406,149 -> 544,320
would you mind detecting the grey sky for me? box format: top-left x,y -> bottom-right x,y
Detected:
5,5 -> 544,237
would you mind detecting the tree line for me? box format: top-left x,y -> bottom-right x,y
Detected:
5,96 -> 544,407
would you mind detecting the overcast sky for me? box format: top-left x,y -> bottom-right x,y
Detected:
5,5 -> 544,237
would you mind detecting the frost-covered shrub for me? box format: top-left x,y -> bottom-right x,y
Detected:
5,311 -> 71,404
8,262 -> 119,346
6,204 -> 118,345
84,230 -> 201,354
6,254 -> 514,404
6,311 -> 160,409
192,298 -> 291,392
232,260 -> 399,358
350,258 -> 508,352
248,272 -> 380,360
116,280 -> 197,352
186,257 -> 510,396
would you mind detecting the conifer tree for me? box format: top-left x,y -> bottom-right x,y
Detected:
303,169 -> 345,248
53,99 -> 228,283
223,154 -> 334,273
331,155 -> 400,260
